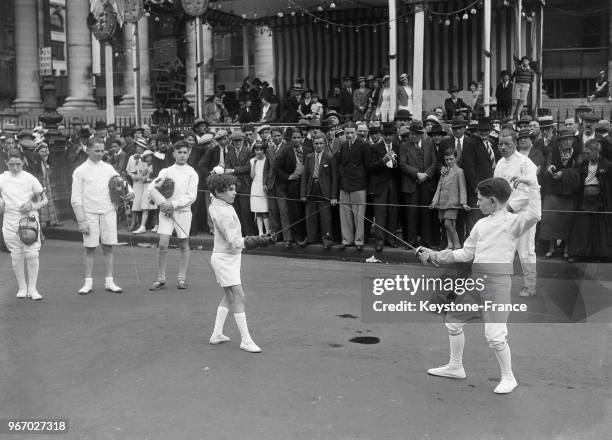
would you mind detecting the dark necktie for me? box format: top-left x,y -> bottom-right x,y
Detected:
485,141 -> 495,166
295,147 -> 303,163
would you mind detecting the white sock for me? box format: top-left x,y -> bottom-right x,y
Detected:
25,253 -> 40,294
12,252 -> 27,292
494,344 -> 515,380
212,306 -> 229,336
105,277 -> 114,286
449,332 -> 465,368
234,312 -> 254,343
83,277 -> 93,288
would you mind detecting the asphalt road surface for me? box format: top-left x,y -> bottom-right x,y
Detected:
1,240 -> 610,440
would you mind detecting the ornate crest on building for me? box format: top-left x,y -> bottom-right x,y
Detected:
181,0 -> 209,17
122,0 -> 144,23
88,1 -> 118,42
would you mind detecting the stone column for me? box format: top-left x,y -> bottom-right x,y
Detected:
117,18 -> 153,111
61,0 -> 97,110
13,0 -> 42,112
184,19 -> 197,103
139,17 -> 153,108
411,4 -> 425,119
202,24 -> 214,97
253,27 -> 275,87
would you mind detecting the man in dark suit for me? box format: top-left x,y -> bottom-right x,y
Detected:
337,122 -> 370,251
280,86 -> 301,123
444,86 -> 468,120
368,123 -> 400,252
339,76 -> 355,120
265,127 -> 292,243
399,120 -> 438,247
228,130 -> 256,236
189,133 -> 213,235
67,128 -> 90,176
495,71 -> 513,118
440,116 -> 471,167
198,130 -> 233,233
461,118 -> 499,234
299,134 -> 338,249
273,127 -> 313,246
237,98 -> 257,123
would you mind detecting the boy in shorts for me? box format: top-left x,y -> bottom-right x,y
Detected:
147,141 -> 199,290
206,173 -> 274,353
71,139 -> 134,295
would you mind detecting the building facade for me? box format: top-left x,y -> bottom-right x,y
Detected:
0,0 -> 610,116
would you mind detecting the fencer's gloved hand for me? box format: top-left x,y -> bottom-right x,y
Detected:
415,246 -> 432,265
244,235 -> 269,250
260,234 -> 276,246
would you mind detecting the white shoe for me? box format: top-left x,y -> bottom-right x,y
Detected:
28,291 -> 42,300
240,340 -> 262,353
427,364 -> 466,379
105,282 -> 123,293
78,284 -> 93,295
133,226 -> 146,234
209,334 -> 231,345
16,290 -> 27,298
151,225 -> 158,233
494,377 -> 518,394
518,289 -> 535,297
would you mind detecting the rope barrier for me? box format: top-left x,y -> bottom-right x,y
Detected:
194,189 -> 612,215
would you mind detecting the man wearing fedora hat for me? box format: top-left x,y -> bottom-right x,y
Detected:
368,122 -> 382,144
579,113 -> 599,151
462,118 -> 499,232
397,73 -> 413,115
399,120 -> 438,248
190,133 -> 214,236
536,116 -> 555,156
193,118 -> 210,144
444,86 -> 468,120
495,71 -> 513,118
440,116 -> 473,167
280,81 -> 302,122
198,130 -> 235,234
340,76 -> 355,120
369,123 -> 401,251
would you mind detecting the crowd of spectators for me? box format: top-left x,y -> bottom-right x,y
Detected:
1,97 -> 611,261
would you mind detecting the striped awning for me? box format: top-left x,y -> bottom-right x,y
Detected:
272,2 -> 529,98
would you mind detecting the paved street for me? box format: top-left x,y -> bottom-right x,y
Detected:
1,240 -> 611,440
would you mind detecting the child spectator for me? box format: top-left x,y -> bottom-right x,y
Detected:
430,148 -> 469,250
249,141 -> 271,236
